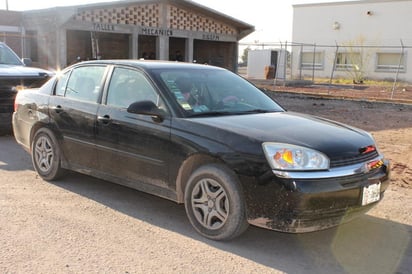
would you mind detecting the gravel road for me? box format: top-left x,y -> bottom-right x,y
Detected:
1,94 -> 411,274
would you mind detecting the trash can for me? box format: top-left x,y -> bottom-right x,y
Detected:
264,66 -> 275,79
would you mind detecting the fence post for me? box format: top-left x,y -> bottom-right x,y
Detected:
283,40 -> 293,81
328,43 -> 339,94
312,43 -> 316,82
274,41 -> 282,86
284,41 -> 288,84
299,43 -> 303,80
391,39 -> 405,99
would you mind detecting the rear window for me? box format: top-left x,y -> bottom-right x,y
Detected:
58,66 -> 106,103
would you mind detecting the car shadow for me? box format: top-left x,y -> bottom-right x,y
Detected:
0,136 -> 33,171
51,172 -> 411,274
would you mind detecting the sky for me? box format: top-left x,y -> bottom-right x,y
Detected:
0,0 -> 349,43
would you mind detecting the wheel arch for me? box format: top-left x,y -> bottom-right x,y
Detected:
29,122 -> 68,167
175,153 -> 226,203
30,122 -> 55,149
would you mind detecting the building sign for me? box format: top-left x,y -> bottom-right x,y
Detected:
141,27 -> 173,36
202,34 -> 220,41
93,23 -> 116,32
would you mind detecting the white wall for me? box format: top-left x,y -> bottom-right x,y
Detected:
247,49 -> 272,79
292,0 -> 412,82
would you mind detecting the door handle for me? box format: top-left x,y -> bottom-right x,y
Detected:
52,105 -> 63,114
97,114 -> 112,125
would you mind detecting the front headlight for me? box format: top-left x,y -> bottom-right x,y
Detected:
262,142 -> 330,171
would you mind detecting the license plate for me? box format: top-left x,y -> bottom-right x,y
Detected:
362,182 -> 381,206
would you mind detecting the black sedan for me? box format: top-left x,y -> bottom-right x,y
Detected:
12,60 -> 390,240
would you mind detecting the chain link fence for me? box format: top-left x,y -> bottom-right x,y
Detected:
240,41 -> 412,101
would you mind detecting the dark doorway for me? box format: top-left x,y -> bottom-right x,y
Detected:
66,30 -> 129,65
97,32 -> 130,60
138,35 -> 156,60
193,40 -> 236,71
169,37 -> 186,61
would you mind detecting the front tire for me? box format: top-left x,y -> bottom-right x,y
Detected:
31,128 -> 65,181
184,164 -> 248,240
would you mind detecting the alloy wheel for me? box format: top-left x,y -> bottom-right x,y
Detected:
34,135 -> 54,173
190,178 -> 229,230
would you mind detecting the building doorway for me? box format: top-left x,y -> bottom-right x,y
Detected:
66,30 -> 129,65
169,37 -> 186,61
138,35 -> 156,60
193,40 -> 236,70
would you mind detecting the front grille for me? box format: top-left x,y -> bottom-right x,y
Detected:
0,77 -> 49,114
296,167 -> 384,188
330,150 -> 379,168
0,86 -> 17,113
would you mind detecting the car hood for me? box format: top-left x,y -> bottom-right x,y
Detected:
182,111 -> 375,159
0,64 -> 52,78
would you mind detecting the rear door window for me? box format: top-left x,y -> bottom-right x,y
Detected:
55,71 -> 70,96
64,66 -> 106,103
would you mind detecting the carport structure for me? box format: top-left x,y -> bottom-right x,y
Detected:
22,0 -> 254,71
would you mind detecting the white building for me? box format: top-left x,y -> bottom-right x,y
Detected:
292,0 -> 412,83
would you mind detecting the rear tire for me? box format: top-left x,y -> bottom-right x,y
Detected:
184,164 -> 249,240
31,128 -> 65,181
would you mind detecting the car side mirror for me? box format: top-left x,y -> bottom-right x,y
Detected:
22,58 -> 33,66
127,100 -> 165,122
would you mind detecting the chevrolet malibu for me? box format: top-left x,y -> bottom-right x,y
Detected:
12,60 -> 390,240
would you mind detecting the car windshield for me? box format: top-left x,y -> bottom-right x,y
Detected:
155,67 -> 284,117
0,44 -> 24,66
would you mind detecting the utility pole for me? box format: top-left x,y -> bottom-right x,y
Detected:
5,0 -> 8,10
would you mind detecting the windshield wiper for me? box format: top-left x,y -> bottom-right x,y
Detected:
229,109 -> 279,115
188,111 -> 234,117
188,109 -> 278,117
241,109 -> 273,114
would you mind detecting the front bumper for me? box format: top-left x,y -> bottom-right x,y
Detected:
243,157 -> 390,233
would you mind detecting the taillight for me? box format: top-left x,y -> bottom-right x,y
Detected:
14,100 -> 17,112
13,86 -> 26,112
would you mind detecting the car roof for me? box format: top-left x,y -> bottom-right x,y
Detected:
71,60 -> 225,71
